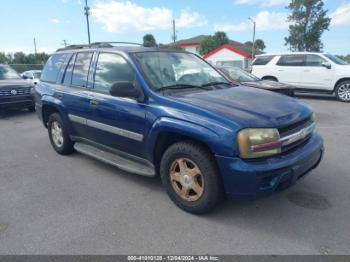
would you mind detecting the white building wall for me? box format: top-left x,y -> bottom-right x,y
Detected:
205,48 -> 249,69
183,45 -> 199,54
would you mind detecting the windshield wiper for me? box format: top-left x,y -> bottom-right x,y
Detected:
156,84 -> 212,92
201,81 -> 232,87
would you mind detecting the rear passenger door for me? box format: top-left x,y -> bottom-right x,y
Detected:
60,51 -> 96,140
87,52 -> 147,158
275,55 -> 305,86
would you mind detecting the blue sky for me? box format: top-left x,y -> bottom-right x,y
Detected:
0,0 -> 349,55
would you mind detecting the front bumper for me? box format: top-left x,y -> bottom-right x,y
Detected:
216,133 -> 324,199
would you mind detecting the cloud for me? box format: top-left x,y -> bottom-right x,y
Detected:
91,1 -> 206,32
50,18 -> 62,24
214,11 -> 288,32
330,3 -> 350,26
233,0 -> 288,7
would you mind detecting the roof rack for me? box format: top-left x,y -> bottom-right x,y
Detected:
56,42 -> 143,52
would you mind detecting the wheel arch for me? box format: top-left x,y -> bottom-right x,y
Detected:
262,75 -> 278,81
334,78 -> 350,92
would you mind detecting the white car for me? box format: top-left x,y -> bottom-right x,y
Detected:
21,70 -> 41,85
252,52 -> 350,102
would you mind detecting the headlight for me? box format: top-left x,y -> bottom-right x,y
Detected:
237,128 -> 281,159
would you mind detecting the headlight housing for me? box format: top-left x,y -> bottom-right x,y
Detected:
237,128 -> 281,159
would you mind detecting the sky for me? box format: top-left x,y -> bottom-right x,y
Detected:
0,0 -> 349,55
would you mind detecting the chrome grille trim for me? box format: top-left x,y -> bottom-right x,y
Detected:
280,122 -> 315,147
0,88 -> 31,96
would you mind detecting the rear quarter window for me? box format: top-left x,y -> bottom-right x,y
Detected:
41,53 -> 67,83
252,56 -> 275,66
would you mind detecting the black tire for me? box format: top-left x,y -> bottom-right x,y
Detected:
263,76 -> 278,82
48,113 -> 74,155
335,80 -> 350,102
28,105 -> 35,112
160,141 -> 223,214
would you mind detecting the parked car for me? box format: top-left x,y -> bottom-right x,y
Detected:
21,70 -> 42,85
0,64 -> 35,111
217,66 -> 295,97
34,43 -> 324,214
252,52 -> 350,102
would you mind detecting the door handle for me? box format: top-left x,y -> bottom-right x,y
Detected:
90,100 -> 99,106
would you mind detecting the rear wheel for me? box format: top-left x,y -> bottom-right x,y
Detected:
48,113 -> 74,155
160,141 -> 223,214
335,81 -> 350,102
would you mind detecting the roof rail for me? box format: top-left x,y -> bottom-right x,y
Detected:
90,42 -> 143,47
56,42 -> 144,52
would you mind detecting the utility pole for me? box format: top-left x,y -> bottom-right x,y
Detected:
33,38 -> 37,55
84,0 -> 91,46
249,17 -> 256,59
62,40 -> 68,47
172,19 -> 176,45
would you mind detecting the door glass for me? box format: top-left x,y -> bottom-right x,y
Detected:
305,54 -> 326,67
277,55 -> 305,66
94,53 -> 135,93
41,54 -> 67,82
62,54 -> 76,86
71,52 -> 93,87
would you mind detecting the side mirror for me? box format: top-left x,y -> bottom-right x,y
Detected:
322,62 -> 331,69
110,81 -> 142,100
22,75 -> 28,79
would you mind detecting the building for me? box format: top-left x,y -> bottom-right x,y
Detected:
166,35 -> 257,70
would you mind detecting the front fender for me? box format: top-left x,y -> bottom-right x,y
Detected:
145,117 -> 238,161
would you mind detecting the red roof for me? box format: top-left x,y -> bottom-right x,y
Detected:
203,44 -> 252,59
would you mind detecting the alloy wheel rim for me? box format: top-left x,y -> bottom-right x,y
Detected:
169,158 -> 204,202
51,121 -> 64,147
338,84 -> 350,101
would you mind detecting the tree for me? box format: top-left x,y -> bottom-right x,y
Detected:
245,39 -> 266,52
254,39 -> 266,52
143,34 -> 157,47
198,36 -> 217,56
199,31 -> 229,56
213,31 -> 229,47
285,0 -> 331,52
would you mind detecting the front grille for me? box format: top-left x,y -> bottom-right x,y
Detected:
0,88 -> 31,96
278,115 -> 314,153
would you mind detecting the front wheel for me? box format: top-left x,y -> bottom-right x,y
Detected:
48,113 -> 74,155
160,141 -> 223,214
335,81 -> 350,102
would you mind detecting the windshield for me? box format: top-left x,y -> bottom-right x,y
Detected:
0,65 -> 20,80
133,52 -> 228,91
324,54 -> 348,65
224,67 -> 260,82
33,72 -> 41,79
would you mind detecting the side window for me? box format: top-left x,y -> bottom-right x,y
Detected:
277,55 -> 305,66
62,54 -> 76,86
94,53 -> 135,93
252,56 -> 275,66
305,54 -> 326,67
41,54 -> 67,82
71,52 -> 93,87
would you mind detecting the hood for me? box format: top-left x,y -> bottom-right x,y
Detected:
0,79 -> 32,89
173,86 -> 312,128
241,80 -> 292,90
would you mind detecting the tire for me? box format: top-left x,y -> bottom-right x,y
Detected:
160,141 -> 223,214
335,81 -> 350,102
28,105 -> 35,112
263,76 -> 278,82
48,113 -> 74,155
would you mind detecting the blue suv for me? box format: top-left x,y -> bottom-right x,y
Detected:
34,43 -> 324,214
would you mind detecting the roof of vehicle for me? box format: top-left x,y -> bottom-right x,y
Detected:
255,52 -> 325,57
55,42 -> 189,55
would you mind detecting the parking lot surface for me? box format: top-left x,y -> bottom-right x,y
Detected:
0,96 -> 349,255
